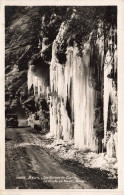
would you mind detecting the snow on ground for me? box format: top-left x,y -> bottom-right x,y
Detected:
42,134 -> 118,179
26,130 -> 117,180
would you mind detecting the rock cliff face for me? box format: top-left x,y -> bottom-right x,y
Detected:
5,7 -> 43,115
5,6 -> 117,157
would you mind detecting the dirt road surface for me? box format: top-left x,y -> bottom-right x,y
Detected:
5,119 -> 117,189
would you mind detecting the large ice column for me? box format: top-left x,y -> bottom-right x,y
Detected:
50,35 -> 96,150
104,28 -> 117,145
104,50 -> 113,141
50,42 -> 72,140
50,39 -> 58,136
73,44 -> 95,151
49,22 -> 73,140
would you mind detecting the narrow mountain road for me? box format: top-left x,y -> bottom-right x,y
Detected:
5,119 -> 117,189
5,119 -> 92,189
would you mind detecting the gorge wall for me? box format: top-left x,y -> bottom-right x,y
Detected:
5,6 -> 117,157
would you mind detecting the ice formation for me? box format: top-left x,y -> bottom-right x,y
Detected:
27,22 -> 118,158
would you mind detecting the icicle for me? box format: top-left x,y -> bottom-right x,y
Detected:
104,50 -> 113,143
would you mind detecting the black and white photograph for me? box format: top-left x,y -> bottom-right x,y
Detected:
3,3 -> 119,190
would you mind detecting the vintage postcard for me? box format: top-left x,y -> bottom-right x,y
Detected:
0,0 -> 124,194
